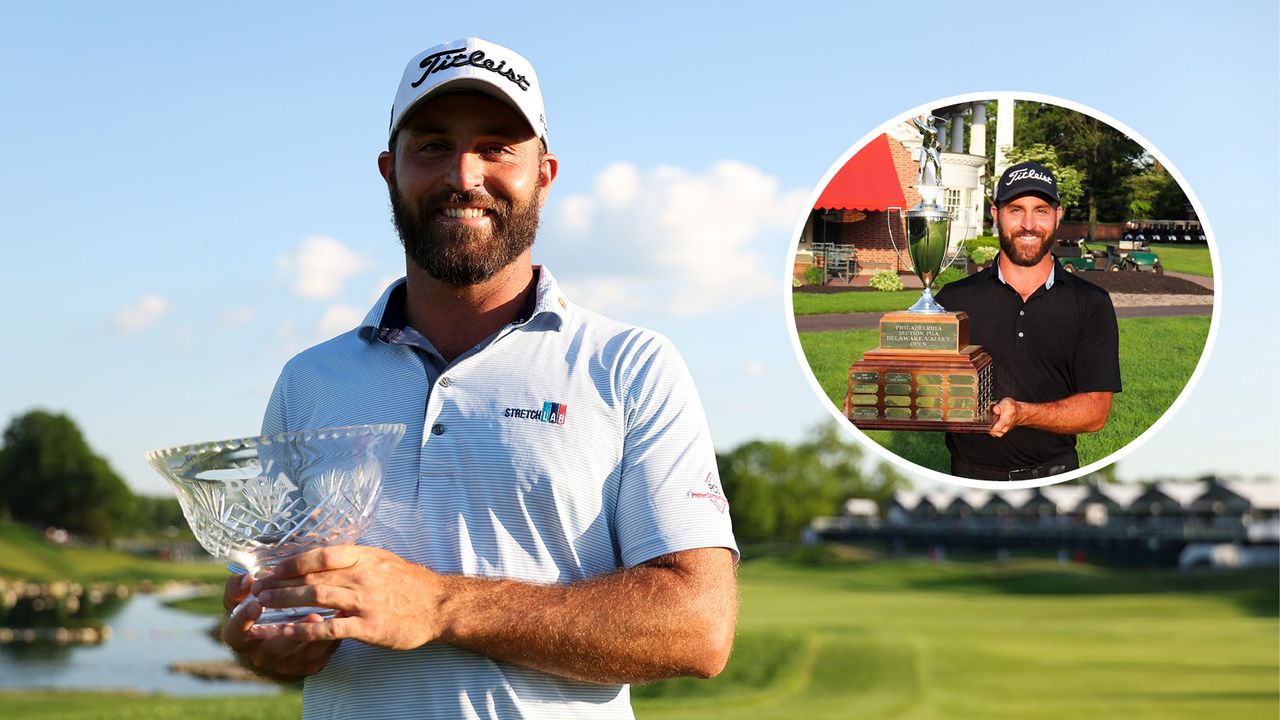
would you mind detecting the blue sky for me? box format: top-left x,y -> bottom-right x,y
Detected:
1,2 -> 1276,496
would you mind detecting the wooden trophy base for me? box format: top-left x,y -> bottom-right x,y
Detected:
844,311 -> 994,433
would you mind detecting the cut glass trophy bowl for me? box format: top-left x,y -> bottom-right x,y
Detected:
145,423 -> 405,625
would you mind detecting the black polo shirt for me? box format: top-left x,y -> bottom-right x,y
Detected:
934,259 -> 1122,471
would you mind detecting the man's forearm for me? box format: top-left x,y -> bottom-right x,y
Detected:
438,548 -> 737,683
1009,391 -> 1113,434
252,545 -> 738,685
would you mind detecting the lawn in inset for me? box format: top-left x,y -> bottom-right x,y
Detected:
1149,243 -> 1213,277
797,316 -> 1211,472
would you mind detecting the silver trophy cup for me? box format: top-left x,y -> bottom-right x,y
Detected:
146,423 -> 405,625
886,189 -> 960,313
887,114 -> 963,314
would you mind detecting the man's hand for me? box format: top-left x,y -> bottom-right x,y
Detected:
221,572 -> 340,681
987,392 -> 1114,438
248,546 -> 441,651
988,397 -> 1020,438
247,545 -> 737,685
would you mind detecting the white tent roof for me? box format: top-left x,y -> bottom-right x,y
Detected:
1222,479 -> 1280,511
844,498 -> 880,517
1097,484 -> 1145,507
889,491 -> 925,512
1042,485 -> 1090,512
1157,481 -> 1209,508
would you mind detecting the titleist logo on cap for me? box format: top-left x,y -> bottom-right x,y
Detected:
411,47 -> 531,92
1005,167 -> 1055,186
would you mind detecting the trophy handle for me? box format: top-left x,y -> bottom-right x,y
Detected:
884,207 -> 914,272
938,222 -> 964,276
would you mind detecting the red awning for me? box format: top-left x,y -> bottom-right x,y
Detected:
814,133 -> 906,212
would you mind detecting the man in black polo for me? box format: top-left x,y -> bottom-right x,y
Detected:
935,161 -> 1121,481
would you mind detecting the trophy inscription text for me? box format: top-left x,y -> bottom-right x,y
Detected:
881,321 -> 958,351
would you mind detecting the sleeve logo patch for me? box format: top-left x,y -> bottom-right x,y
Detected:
689,473 -> 728,514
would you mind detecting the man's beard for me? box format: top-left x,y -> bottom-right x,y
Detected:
998,225 -> 1056,267
388,179 -> 541,286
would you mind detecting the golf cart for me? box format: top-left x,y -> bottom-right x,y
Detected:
1105,238 -> 1163,273
1053,239 -> 1109,273
1053,238 -> 1163,274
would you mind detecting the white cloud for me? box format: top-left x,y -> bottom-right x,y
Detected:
544,161 -> 806,317
277,235 -> 369,300
319,304 -> 364,338
110,294 -> 169,335
273,304 -> 368,357
555,275 -> 656,319
594,162 -> 640,209
216,306 -> 255,330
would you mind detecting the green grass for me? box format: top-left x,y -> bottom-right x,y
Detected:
0,523 -> 225,585
792,289 -> 923,316
7,553 -> 1275,719
0,691 -> 303,719
798,316 -> 1211,472
1149,244 -> 1213,276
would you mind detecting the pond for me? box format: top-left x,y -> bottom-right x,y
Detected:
0,588 -> 280,696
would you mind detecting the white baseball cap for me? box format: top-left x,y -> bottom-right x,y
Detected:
389,37 -> 548,144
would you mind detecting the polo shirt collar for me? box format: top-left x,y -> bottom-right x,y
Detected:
995,254 -> 1056,291
358,265 -> 571,342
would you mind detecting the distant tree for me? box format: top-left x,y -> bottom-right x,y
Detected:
869,461 -> 912,497
1124,161 -> 1192,220
1000,143 -> 1086,210
1013,102 -> 1146,240
133,494 -> 191,537
718,423 -> 909,543
1095,462 -> 1119,484
0,410 -> 136,539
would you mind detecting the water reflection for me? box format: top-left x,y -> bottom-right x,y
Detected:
0,589 -> 280,696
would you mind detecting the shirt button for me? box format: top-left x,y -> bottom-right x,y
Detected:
439,376 -> 452,387
430,423 -> 445,436
1019,310 -> 1025,316
1017,331 -> 1025,338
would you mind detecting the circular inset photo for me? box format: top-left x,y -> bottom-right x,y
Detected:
786,92 -> 1220,489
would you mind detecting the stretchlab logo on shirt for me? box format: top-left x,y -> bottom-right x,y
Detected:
503,402 -> 568,426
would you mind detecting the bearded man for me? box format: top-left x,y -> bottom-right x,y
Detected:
220,37 -> 738,719
935,161 -> 1121,481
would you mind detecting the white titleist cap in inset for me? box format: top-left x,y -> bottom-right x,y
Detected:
389,37 -> 548,144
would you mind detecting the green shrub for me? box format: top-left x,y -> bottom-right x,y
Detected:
963,235 -> 1000,255
934,267 -> 967,288
868,270 -> 904,292
803,266 -> 825,286
969,246 -> 998,265
792,275 -> 803,288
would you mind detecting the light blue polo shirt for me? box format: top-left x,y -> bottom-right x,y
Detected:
262,266 -> 737,720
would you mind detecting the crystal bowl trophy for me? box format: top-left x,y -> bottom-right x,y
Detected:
844,115 -> 994,432
146,423 -> 405,624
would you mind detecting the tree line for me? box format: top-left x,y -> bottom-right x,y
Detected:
976,100 -> 1193,240
0,410 -> 187,540
1,410 -> 908,544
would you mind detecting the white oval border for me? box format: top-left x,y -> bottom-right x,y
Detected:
783,90 -> 1223,490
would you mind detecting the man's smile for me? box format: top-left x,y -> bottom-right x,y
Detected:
440,207 -> 491,220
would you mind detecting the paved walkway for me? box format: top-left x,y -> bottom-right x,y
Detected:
798,268 -> 1215,332
824,269 -> 1213,290
1165,270 -> 1214,289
